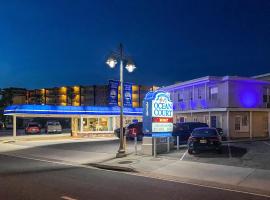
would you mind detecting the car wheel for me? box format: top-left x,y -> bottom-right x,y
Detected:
188,149 -> 193,154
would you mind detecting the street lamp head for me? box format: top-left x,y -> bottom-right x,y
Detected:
125,60 -> 136,73
106,56 -> 117,68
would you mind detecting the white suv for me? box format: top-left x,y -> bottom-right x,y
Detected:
45,121 -> 62,134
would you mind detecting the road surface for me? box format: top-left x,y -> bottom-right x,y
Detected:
0,154 -> 269,200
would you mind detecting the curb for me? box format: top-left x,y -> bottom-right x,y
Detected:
223,138 -> 270,144
87,163 -> 137,173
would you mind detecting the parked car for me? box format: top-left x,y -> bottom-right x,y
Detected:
114,122 -> 143,140
25,122 -> 41,134
125,122 -> 143,140
45,121 -> 62,134
0,121 -> 4,129
187,127 -> 222,154
114,127 -> 126,138
172,122 -> 209,144
5,122 -> 13,129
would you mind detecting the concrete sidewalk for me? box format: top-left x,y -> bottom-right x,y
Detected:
93,153 -> 270,196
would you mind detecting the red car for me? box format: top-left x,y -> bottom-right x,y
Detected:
25,123 -> 41,134
125,122 -> 143,140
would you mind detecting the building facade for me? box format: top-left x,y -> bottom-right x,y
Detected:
26,83 -> 157,107
163,76 -> 270,139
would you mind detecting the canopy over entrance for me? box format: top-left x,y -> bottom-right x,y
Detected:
4,104 -> 143,117
4,104 -> 143,138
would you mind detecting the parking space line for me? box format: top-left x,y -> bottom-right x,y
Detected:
180,150 -> 188,161
228,143 -> 232,159
263,141 -> 270,146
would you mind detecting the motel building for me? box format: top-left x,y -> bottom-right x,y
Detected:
4,105 -> 142,137
162,76 -> 270,140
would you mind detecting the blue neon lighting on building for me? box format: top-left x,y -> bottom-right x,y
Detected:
4,104 -> 143,116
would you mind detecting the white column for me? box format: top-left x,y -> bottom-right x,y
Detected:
208,112 -> 211,127
204,83 -> 207,99
113,116 -> 116,130
13,115 -> 16,139
268,112 -> 270,138
250,111 -> 253,139
80,115 -> 83,133
227,111 -> 230,139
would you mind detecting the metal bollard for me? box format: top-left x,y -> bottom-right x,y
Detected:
177,136 -> 179,150
134,136 -> 138,155
153,137 -> 157,157
167,137 -> 170,152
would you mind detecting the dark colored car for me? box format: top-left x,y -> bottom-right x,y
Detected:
114,127 -> 126,138
125,122 -> 143,140
172,122 -> 209,144
25,122 -> 41,134
187,127 -> 222,154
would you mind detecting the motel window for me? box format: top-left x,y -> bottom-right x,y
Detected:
235,116 -> 241,131
263,87 -> 270,104
242,116 -> 248,126
178,92 -> 184,102
209,87 -> 218,100
197,88 -> 202,99
234,115 -> 249,132
263,95 -> 268,103
189,90 -> 193,100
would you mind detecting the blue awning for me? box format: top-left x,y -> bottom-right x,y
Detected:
4,104 -> 143,116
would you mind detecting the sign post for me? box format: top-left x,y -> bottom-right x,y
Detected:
141,91 -> 173,156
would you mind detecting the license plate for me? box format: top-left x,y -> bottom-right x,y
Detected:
200,139 -> 207,143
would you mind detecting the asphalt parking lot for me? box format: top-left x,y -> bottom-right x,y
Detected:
0,128 -> 71,136
160,140 -> 270,170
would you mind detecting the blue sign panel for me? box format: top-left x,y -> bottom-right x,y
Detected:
123,82 -> 133,107
108,80 -> 119,106
143,90 -> 173,138
4,104 -> 143,116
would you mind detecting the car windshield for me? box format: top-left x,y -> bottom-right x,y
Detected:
192,129 -> 218,136
28,124 -> 38,127
48,122 -> 60,125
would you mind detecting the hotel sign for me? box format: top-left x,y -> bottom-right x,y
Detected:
143,91 -> 173,137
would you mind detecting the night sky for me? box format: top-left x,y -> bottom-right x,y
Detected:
0,0 -> 269,89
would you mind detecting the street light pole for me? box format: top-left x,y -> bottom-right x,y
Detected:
106,43 -> 136,158
117,44 -> 125,157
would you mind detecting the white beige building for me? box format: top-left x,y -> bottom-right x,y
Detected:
162,75 -> 270,140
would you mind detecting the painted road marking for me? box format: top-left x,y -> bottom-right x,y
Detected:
61,196 -> 78,200
180,150 -> 188,161
263,141 -> 270,146
2,152 -> 270,199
